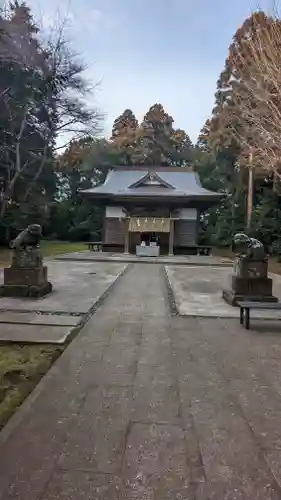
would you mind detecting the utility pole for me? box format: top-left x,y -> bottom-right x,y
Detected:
247,149 -> 254,230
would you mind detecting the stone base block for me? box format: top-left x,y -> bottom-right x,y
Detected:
222,288 -> 278,307
4,266 -> 48,286
234,258 -> 268,278
231,275 -> 274,296
0,281 -> 52,298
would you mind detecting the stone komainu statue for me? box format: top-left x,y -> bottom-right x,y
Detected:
232,233 -> 266,261
223,232 -> 277,305
0,223 -> 52,297
10,224 -> 42,250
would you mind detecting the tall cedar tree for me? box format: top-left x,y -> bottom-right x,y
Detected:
111,109 -> 138,165
228,13 -> 281,181
201,11 -> 272,174
134,104 -> 174,165
196,12 -> 281,246
110,104 -> 193,167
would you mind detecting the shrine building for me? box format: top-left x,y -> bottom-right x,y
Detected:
81,166 -> 221,256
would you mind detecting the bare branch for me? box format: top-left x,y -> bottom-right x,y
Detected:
227,12 -> 281,177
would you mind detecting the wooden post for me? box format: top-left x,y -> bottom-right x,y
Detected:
169,219 -> 174,256
124,218 -> 129,254
247,150 -> 254,230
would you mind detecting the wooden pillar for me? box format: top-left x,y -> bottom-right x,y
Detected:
169,219 -> 174,256
196,209 -> 200,245
124,218 -> 129,254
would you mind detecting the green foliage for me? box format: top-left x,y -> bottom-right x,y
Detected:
249,189 -> 281,250
0,2 -> 100,244
196,135 -> 281,251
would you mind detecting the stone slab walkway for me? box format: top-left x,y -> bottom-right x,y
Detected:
1,264 -> 281,498
0,261 -> 127,343
167,265 -> 281,320
0,312 -> 81,326
0,313 -> 81,343
0,261 -> 127,313
0,323 -> 75,344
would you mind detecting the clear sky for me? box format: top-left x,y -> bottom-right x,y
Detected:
26,0 -> 275,143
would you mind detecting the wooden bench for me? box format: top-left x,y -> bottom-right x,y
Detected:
197,245 -> 212,256
175,245 -> 212,256
86,242 -> 103,252
238,301 -> 281,330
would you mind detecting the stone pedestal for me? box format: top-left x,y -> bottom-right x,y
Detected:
0,248 -> 52,298
223,258 -> 278,306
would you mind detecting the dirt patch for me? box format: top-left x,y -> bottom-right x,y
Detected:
0,344 -> 63,430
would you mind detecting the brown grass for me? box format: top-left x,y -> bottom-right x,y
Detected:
0,344 -> 63,430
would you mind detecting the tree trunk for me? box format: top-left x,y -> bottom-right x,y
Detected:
246,151 -> 254,230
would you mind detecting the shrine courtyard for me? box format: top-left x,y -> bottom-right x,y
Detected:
2,256 -> 281,498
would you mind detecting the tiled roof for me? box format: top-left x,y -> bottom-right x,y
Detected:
81,167 -> 221,199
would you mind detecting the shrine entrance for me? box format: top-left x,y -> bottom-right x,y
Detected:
126,217 -> 174,256
140,232 -> 158,245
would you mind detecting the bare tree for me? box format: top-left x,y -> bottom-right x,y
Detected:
229,11 -> 281,180
0,3 -> 102,219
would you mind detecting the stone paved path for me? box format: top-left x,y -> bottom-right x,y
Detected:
1,264 -> 281,498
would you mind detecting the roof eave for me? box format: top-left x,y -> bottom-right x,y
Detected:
80,191 -> 223,203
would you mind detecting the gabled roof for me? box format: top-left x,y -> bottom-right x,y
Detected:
128,170 -> 174,189
80,166 -> 222,203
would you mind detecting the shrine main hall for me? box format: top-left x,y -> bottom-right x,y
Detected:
81,166 -> 221,256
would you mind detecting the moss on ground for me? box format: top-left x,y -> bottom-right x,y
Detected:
0,344 -> 64,430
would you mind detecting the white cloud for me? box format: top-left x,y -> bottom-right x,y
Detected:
25,1 -> 108,37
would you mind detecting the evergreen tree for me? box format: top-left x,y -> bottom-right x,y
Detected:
53,138 -> 113,241
133,103 -> 174,165
170,129 -> 193,167
111,109 -> 138,165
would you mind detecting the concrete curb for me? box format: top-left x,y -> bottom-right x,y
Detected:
162,265 -> 179,316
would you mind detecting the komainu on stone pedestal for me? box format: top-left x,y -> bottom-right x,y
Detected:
0,224 -> 52,298
222,233 -> 278,306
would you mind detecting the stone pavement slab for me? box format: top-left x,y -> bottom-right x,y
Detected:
42,472 -> 122,500
0,261 -> 127,313
58,385 -> 132,473
0,323 -> 75,344
166,264 -> 281,319
0,311 -> 81,325
1,264 -> 281,499
122,423 -> 193,499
